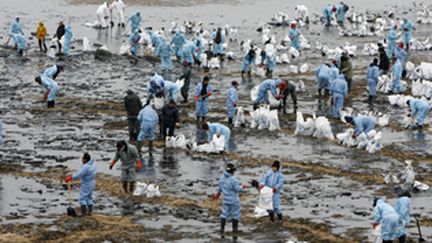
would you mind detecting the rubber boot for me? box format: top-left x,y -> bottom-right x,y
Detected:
247,71 -> 252,82
129,182 -> 135,194
87,205 -> 93,216
268,211 -> 275,221
368,95 -> 373,105
47,100 -> 55,108
80,205 -> 87,217
277,213 -> 283,221
220,218 -> 226,235
136,141 -> 143,154
228,118 -> 233,127
232,219 -> 239,233
318,89 -> 322,97
149,140 -> 154,155
122,181 -> 129,193
122,23 -> 125,28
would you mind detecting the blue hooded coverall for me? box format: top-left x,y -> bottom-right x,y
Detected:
336,3 -> 347,23
260,170 -> 284,214
11,18 -> 23,35
241,52 -> 256,72
128,12 -> 141,33
391,59 -> 403,94
194,82 -> 213,117
263,53 -> 277,73
180,41 -> 197,65
171,32 -> 186,58
395,47 -> 407,67
211,30 -> 225,55
410,99 -> 430,126
227,86 -> 238,119
367,64 -> 380,96
402,18 -> 414,47
137,105 -> 159,142
374,199 -> 404,241
255,79 -> 282,104
323,6 -> 333,27
72,159 -> 97,206
353,115 -> 375,136
155,38 -> 173,70
386,29 -> 397,58
288,28 -> 301,51
63,26 -> 73,56
147,73 -> 165,97
394,196 -> 412,237
163,81 -> 179,102
208,123 -> 231,148
193,36 -> 204,63
218,171 -> 244,220
129,30 -> 141,56
12,34 -> 26,52
316,64 -> 335,91
40,75 -> 59,102
330,75 -> 348,118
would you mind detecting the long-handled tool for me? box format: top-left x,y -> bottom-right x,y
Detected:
66,181 -> 77,217
414,215 -> 426,242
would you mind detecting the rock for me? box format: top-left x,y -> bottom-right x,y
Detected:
340,192 -> 352,197
353,210 -> 370,217
94,49 -> 112,62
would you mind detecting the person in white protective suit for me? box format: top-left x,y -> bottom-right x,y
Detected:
110,0 -> 126,28
96,2 -> 110,29
295,5 -> 310,24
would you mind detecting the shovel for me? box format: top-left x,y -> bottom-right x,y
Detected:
66,182 -> 77,217
414,215 -> 426,242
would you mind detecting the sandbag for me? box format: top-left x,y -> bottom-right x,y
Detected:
234,107 -> 246,128
133,182 -> 148,196
254,186 -> 273,218
152,97 -> 164,110
165,134 -> 188,149
146,184 -> 161,198
268,110 -> 280,131
312,116 -> 334,140
192,134 -> 225,153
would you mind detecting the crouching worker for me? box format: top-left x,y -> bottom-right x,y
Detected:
372,198 -> 405,243
344,115 -> 375,139
213,163 -> 247,235
109,140 -> 142,194
34,75 -> 59,108
202,122 -> 231,150
259,160 -> 285,221
65,152 -> 96,216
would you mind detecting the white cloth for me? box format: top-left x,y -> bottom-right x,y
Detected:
295,5 -> 309,19
110,0 -> 125,24
96,3 -> 110,28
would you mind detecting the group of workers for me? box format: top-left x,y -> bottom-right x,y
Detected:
2,2 -> 427,241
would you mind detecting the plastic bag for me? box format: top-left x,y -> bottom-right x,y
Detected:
146,184 -> 161,198
255,67 -> 266,78
268,110 -> 280,131
208,57 -> 221,69
234,107 -> 246,128
373,224 -> 382,243
133,182 -> 148,196
175,79 -> 185,90
299,63 -> 310,73
289,46 -> 300,58
152,97 -> 164,110
119,43 -> 131,55
192,134 -> 225,153
400,161 -> 415,191
312,116 -> 334,140
254,186 -> 273,218
165,134 -> 188,149
83,37 -> 91,52
413,181 -> 429,191
289,65 -> 299,73
294,111 -> 315,136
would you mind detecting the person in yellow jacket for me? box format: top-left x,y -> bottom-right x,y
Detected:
36,21 -> 48,52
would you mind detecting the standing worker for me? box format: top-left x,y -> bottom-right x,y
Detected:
323,5 -> 336,28
336,2 -> 349,25
329,74 -> 348,118
124,90 -> 143,141
401,18 -> 415,51
394,188 -> 412,242
96,2 -> 110,29
54,21 -> 65,54
202,122 -> 231,149
110,140 -> 142,194
171,30 -> 186,60
279,81 -> 297,114
161,100 -> 180,140
65,152 -> 96,216
367,58 -> 380,105
406,98 -> 430,130
288,21 -> 301,52
128,11 -> 142,33
36,22 -> 48,52
10,33 -> 27,56
227,81 -> 239,126
213,163 -> 246,235
211,27 -> 225,60
155,38 -> 173,71
11,17 -> 24,35
63,25 -> 73,56
241,48 -> 256,82
261,50 -> 277,78
110,0 -> 126,28
378,46 -> 390,74
386,25 -> 398,58
194,76 -> 213,122
137,102 -> 159,154
294,5 -> 310,24
259,161 -> 285,221
339,53 -> 353,92
129,29 -> 141,57
390,57 -> 403,94
372,198 -> 405,243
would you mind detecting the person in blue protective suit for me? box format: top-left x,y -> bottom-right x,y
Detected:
127,11 -> 141,33
211,27 -> 225,58
43,64 -> 64,80
129,29 -> 141,57
259,160 -> 285,221
372,198 -> 405,243
386,25 -> 398,58
241,48 -> 256,82
261,50 -> 277,78
316,63 -> 338,96
194,76 -> 213,121
226,81 -> 239,126
110,140 -> 142,193
171,31 -> 186,60
288,22 -> 301,51
323,5 -> 337,28
330,74 -> 348,118
344,115 -> 375,138
163,80 -> 180,102
35,75 -> 59,108
367,58 -> 380,104
407,98 -> 430,129
202,122 -> 231,149
395,43 -> 407,67
253,79 -> 286,109
336,2 -> 349,25
394,188 -> 412,242
63,25 -> 73,56
65,152 -> 96,216
147,73 -> 165,98
11,17 -> 24,35
137,102 -> 159,154
193,34 -> 204,66
213,163 -> 246,235
11,33 -> 27,56
155,37 -> 172,71
401,18 -> 415,51
391,57 -> 403,94
180,40 -> 198,65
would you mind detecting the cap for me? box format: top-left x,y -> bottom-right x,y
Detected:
272,160 -> 280,170
226,163 -> 237,173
